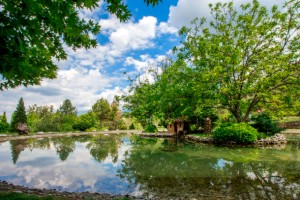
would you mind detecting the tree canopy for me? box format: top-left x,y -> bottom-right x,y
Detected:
175,0 -> 300,122
92,98 -> 111,129
0,0 -> 162,90
124,0 -> 300,126
58,99 -> 77,116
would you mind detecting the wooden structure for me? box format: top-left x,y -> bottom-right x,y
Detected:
167,119 -> 188,134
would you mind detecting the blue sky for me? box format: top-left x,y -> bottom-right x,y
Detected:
0,0 -> 285,120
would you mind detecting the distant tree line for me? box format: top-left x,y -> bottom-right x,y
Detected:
2,97 -> 133,134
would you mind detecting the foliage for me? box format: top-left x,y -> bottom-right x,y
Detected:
109,96 -> 123,130
27,104 -> 61,132
10,97 -> 27,132
118,119 -> 128,130
92,98 -> 111,129
129,123 -> 135,130
176,0 -> 300,122
58,99 -> 77,116
213,123 -> 258,144
73,112 -> 96,131
24,97 -> 123,132
251,112 -> 283,136
0,112 -> 9,133
144,124 -> 158,133
0,0 -> 163,90
123,60 -> 202,127
57,99 -> 77,132
123,81 -> 159,127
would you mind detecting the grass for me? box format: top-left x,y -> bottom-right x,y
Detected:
192,133 -> 212,138
279,116 -> 300,123
0,192 -> 61,200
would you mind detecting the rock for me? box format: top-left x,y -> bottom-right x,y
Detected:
255,134 -> 287,146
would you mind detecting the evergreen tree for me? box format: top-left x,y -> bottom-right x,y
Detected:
58,99 -> 77,116
10,97 -> 27,132
0,112 -> 9,133
58,99 -> 77,132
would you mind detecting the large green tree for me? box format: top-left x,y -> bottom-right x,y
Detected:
92,98 -> 111,129
0,0 -> 162,90
123,60 -> 214,128
176,0 -> 300,122
10,97 -> 27,132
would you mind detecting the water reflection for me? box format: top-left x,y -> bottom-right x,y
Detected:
0,134 -> 300,199
118,136 -> 300,199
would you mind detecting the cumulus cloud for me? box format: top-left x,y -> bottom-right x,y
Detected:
168,0 -> 286,29
125,54 -> 168,72
0,6 -> 180,121
99,86 -> 129,104
157,22 -> 178,35
100,16 -> 158,52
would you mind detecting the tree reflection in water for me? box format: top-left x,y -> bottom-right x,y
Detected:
10,140 -> 27,164
6,135 -> 300,199
9,134 -> 122,164
86,134 -> 121,163
118,136 -> 300,199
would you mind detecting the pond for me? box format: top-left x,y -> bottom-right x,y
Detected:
0,133 -> 299,199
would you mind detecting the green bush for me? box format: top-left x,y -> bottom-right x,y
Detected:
251,112 -> 283,136
73,121 -> 93,131
129,123 -> 135,130
144,124 -> 158,133
213,123 -> 258,144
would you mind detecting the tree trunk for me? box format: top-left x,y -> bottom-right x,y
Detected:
231,96 -> 259,123
231,107 -> 243,123
99,119 -> 102,129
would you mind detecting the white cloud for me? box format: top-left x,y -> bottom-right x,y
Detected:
100,16 -> 158,52
168,0 -> 286,29
78,2 -> 104,21
157,22 -> 178,35
99,86 -> 129,104
125,54 -> 168,72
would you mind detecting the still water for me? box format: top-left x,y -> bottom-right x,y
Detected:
0,133 -> 299,199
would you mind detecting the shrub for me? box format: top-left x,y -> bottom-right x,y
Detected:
251,112 -> 283,136
144,124 -> 158,133
213,123 -> 258,144
129,123 -> 135,130
73,121 -> 93,131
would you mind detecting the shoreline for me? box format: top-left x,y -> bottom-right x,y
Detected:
0,181 -> 135,200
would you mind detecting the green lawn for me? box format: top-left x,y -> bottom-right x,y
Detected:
0,192 -> 59,200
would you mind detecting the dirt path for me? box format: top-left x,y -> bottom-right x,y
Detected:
0,130 -> 142,142
281,129 -> 300,134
